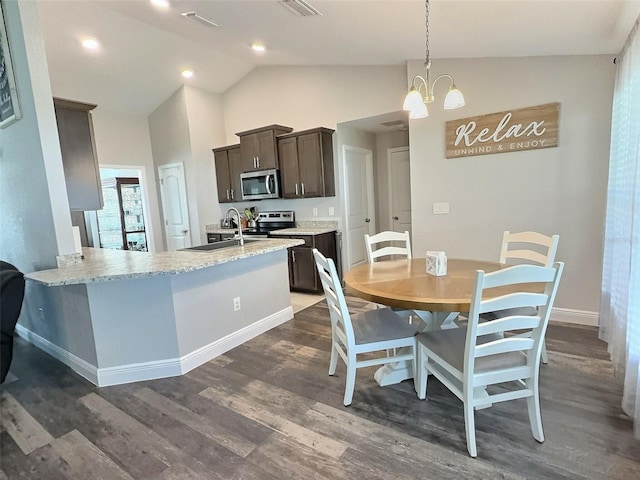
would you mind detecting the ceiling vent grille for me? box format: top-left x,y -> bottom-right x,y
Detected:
181,11 -> 222,28
279,0 -> 322,17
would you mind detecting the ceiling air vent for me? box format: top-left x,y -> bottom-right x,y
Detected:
181,11 -> 222,28
279,0 -> 322,17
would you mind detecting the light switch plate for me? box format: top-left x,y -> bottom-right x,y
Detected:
328,207 -> 335,216
433,202 -> 450,215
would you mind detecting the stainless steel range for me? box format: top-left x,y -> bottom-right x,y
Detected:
242,210 -> 296,238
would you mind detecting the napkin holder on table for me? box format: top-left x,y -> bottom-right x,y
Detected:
426,251 -> 447,276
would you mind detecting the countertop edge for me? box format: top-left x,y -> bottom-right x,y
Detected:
25,239 -> 304,287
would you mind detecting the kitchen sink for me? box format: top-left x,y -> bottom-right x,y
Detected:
182,238 -> 262,252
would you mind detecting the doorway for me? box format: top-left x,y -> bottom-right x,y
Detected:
97,177 -> 148,251
158,162 -> 191,251
337,111 -> 410,271
388,147 -> 412,235
84,165 -> 156,252
342,145 -> 375,271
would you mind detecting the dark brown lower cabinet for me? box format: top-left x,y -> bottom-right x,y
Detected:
283,232 -> 337,293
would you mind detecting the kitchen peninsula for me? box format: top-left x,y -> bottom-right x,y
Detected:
23,238 -> 303,387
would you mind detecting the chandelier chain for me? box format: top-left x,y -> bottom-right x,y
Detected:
424,0 -> 430,68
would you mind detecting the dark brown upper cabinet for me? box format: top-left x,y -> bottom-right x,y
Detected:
277,127 -> 335,199
213,144 -> 242,203
236,124 -> 293,172
53,97 -> 103,211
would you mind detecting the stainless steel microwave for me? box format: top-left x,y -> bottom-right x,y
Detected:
240,169 -> 281,200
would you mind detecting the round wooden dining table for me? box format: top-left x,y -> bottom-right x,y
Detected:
343,258 -> 512,387
344,258 -> 509,313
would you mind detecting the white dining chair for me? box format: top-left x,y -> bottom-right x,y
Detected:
364,231 -> 419,325
364,230 -> 412,263
415,262 -> 564,457
483,230 -> 560,363
312,248 -> 418,406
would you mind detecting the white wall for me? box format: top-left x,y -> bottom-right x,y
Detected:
0,1 -> 97,363
148,86 -> 227,246
183,86 -> 227,243
220,57 -> 614,317
147,87 -> 193,249
222,66 -> 407,143
91,109 -> 163,252
220,65 -> 407,224
407,55 -> 614,314
0,1 -> 74,268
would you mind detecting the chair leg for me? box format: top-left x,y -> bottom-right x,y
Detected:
541,341 -> 549,364
526,379 -> 545,442
343,359 -> 357,406
463,401 -> 478,457
328,341 -> 338,375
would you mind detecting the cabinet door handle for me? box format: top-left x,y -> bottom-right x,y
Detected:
301,182 -> 305,195
295,183 -> 299,195
226,189 -> 230,200
230,189 -> 234,200
292,250 -> 296,262
256,156 -> 260,168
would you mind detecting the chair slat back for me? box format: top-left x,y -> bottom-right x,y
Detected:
499,231 -> 559,267
365,231 -> 412,263
464,262 -> 564,378
313,249 -> 355,348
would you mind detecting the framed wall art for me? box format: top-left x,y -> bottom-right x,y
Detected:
0,0 -> 21,129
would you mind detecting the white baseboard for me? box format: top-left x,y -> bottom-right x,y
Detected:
15,324 -> 99,385
550,307 -> 598,327
17,307 -> 294,387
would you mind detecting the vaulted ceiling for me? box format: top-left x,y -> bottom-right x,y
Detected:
37,0 -> 640,115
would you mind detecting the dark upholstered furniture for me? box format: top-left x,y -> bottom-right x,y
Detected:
1,261 -> 25,383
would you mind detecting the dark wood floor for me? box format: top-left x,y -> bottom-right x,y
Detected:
1,297 -> 639,479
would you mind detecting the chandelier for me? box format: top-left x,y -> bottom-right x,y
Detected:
403,0 -> 465,119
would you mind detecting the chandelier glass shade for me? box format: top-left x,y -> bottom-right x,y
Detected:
404,0 -> 465,119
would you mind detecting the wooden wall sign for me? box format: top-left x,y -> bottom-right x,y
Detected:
0,0 -> 21,129
445,103 -> 559,159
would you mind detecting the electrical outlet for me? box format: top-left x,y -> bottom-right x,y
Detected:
313,208 -> 318,216
328,207 -> 335,216
233,297 -> 241,311
433,202 -> 450,215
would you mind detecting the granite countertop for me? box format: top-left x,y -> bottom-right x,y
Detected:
25,238 -> 303,286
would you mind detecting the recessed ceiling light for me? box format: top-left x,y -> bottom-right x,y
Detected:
150,0 -> 170,10
251,42 -> 266,53
81,38 -> 100,51
182,70 -> 194,79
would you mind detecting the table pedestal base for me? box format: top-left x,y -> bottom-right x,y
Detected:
373,311 -> 461,387
374,357 -> 413,386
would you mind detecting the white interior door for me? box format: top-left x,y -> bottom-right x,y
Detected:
343,146 -> 375,270
158,163 -> 191,251
388,147 -> 412,236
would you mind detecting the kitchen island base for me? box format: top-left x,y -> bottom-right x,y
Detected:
20,247 -> 294,386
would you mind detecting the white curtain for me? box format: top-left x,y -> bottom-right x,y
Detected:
599,14 -> 640,439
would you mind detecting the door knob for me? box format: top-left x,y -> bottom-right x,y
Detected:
365,218 -> 371,223
182,229 -> 188,234
393,216 -> 399,220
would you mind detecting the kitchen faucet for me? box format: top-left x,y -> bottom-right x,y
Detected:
224,207 -> 244,246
